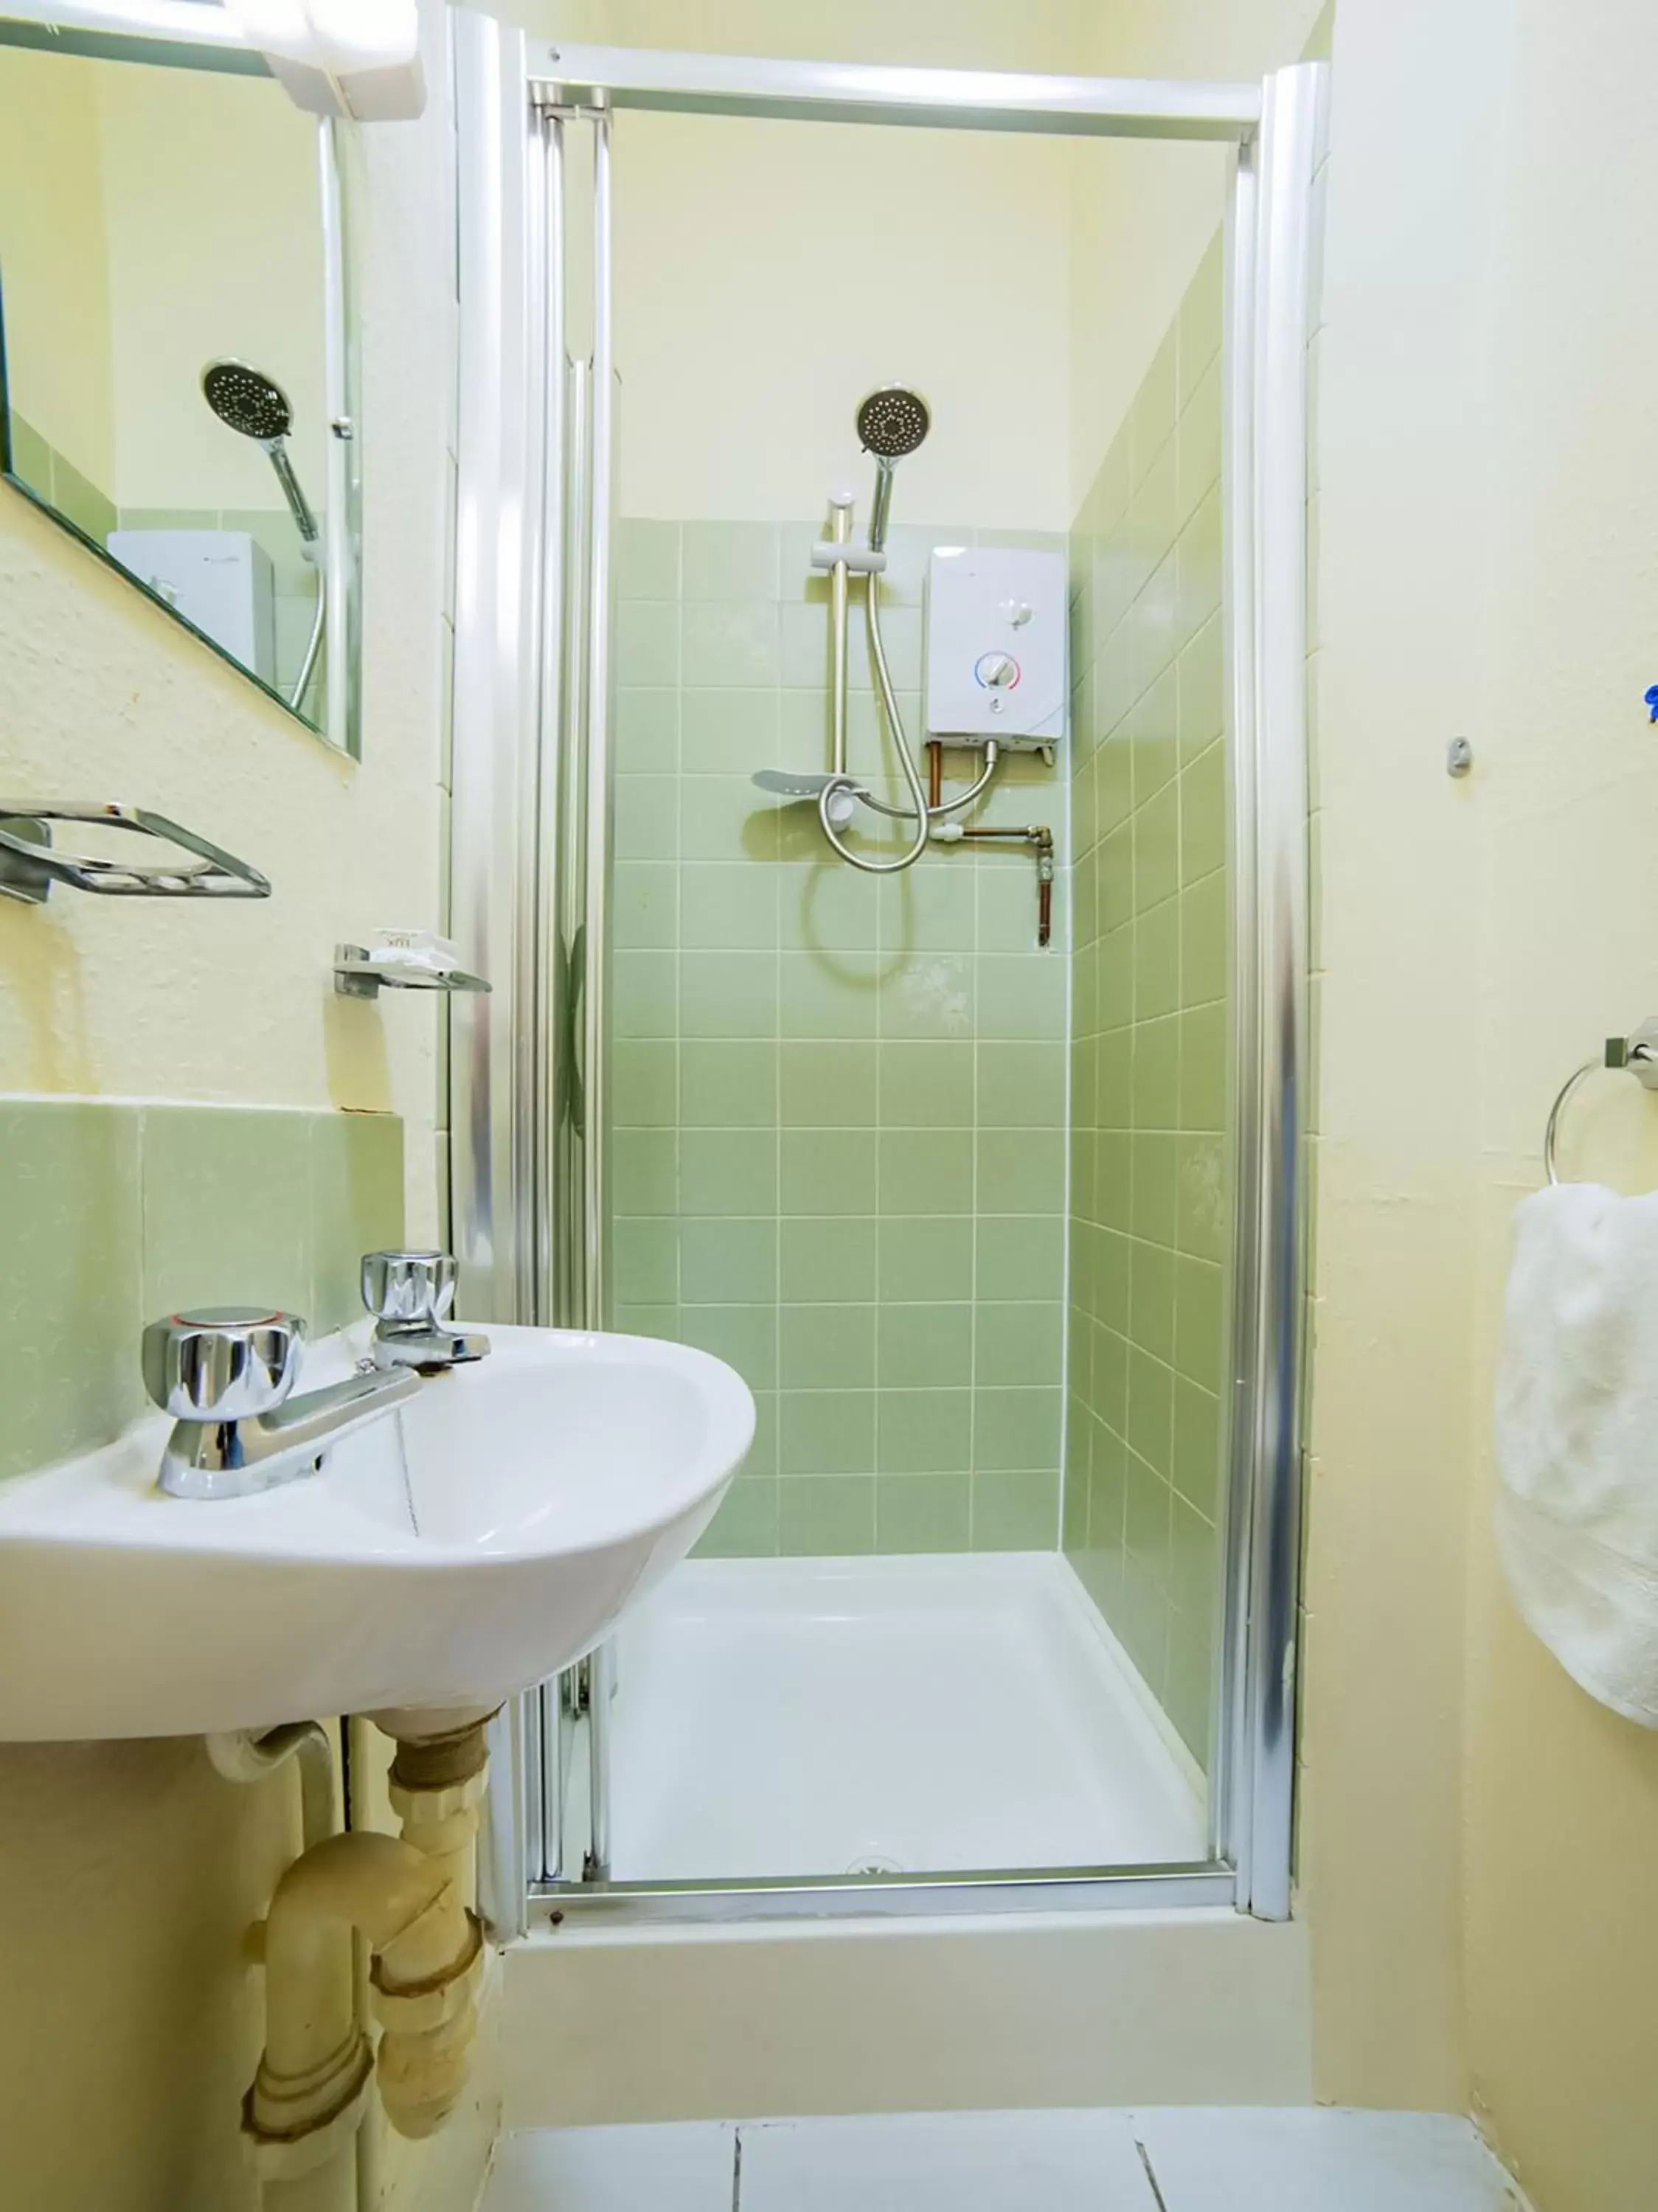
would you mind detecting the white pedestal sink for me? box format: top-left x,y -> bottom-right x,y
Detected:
0,1324 -> 754,1741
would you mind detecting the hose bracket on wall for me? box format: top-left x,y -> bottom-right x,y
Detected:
0,803 -> 271,903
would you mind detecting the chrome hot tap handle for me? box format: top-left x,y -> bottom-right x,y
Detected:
360,1251 -> 457,1329
141,1307 -> 307,1423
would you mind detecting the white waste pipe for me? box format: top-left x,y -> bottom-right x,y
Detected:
247,1828 -> 484,2202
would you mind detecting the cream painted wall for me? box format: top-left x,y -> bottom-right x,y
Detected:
95,60 -> 330,510
0,49 -> 116,490
0,52 -> 328,510
0,6 -> 459,2205
610,111 -> 1074,529
1312,0 -> 1658,2197
1066,0 -> 1326,510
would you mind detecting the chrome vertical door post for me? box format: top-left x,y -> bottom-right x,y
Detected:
1216,60 -> 1322,1924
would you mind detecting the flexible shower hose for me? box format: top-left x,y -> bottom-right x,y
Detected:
816,574 -> 999,874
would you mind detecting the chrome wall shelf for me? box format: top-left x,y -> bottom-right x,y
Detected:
0,804 -> 271,902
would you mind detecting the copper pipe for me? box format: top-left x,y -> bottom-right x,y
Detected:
927,740 -> 943,810
955,824 -> 1055,949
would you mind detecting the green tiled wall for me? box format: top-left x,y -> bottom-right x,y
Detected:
0,1099 -> 402,1484
3,410 -> 323,720
4,406 -> 115,546
1062,234 -> 1230,1769
612,516 -> 1070,1558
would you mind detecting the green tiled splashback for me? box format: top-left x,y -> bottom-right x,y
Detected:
1063,232 -> 1230,1773
0,1099 -> 403,1484
612,513 -> 1072,1561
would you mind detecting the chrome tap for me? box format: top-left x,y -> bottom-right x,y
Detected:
361,1251 -> 490,1371
142,1307 -> 420,1500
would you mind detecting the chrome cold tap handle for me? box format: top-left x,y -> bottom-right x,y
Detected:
361,1251 -> 458,1329
141,1308 -> 306,1423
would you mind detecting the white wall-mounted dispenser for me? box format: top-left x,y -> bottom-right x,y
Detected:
923,544 -> 1068,751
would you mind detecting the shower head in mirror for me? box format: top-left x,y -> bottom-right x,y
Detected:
201,358 -> 294,446
201,357 -> 319,549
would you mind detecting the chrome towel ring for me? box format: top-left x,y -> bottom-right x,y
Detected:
1544,1020 -> 1658,1184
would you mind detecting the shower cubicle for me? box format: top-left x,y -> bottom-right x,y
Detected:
449,21 -> 1321,1932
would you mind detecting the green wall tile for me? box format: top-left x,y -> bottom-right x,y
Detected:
680,688 -> 777,773
0,1101 -> 142,1481
781,1041 -> 877,1128
878,1129 -> 974,1214
878,1215 -> 974,1303
617,598 -> 679,686
780,950 -> 880,1038
878,1387 -> 971,1473
616,518 -> 681,600
7,410 -> 52,491
678,1304 -> 778,1391
695,1478 -> 780,1559
974,1467 -> 1061,1551
780,1303 -> 876,1389
617,689 -> 679,773
780,1390 -> 875,1475
782,1129 -> 877,1214
308,1112 -> 403,1331
782,1217 -> 878,1303
879,1042 -> 974,1128
0,1101 -> 404,1486
51,451 -> 117,546
878,1302 -> 973,1388
975,1130 -> 1065,1216
877,1472 -> 971,1554
976,1302 -> 1064,1387
682,599 -> 781,688
779,1475 -> 875,1556
681,521 -> 780,600
614,1218 -> 679,1305
974,1385 -> 1062,1473
975,1215 -> 1064,1302
681,1129 -> 777,1216
142,1105 -> 311,1324
978,1042 -> 1066,1128
681,1217 -> 776,1304
615,1040 -> 679,1127
681,1042 -> 777,1127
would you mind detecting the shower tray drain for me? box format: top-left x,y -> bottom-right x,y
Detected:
846,1851 -> 906,1876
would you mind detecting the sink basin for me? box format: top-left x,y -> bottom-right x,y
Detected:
0,1324 -> 753,1741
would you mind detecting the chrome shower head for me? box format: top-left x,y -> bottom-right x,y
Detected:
201,357 -> 318,546
856,385 -> 931,462
857,386 -> 930,552
201,358 -> 294,445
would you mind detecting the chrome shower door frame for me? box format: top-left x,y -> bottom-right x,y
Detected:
448,20 -> 1322,1932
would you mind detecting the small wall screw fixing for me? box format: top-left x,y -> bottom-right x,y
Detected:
1446,737 -> 1474,777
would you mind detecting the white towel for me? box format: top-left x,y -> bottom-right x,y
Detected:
1495,1180 -> 1658,1726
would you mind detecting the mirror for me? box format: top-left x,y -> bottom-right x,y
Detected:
0,28 -> 360,753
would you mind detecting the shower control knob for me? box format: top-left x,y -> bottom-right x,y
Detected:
974,651 -> 1020,690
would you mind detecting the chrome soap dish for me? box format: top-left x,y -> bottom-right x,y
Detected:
334,930 -> 490,1001
0,804 -> 270,902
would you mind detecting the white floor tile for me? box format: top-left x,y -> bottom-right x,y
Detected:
735,2109 -> 1159,2211
481,2122 -> 738,2212
1128,2110 -> 1528,2212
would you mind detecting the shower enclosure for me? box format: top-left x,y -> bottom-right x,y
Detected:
450,22 -> 1320,1931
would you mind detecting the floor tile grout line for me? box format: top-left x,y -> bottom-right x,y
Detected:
731,2123 -> 744,2212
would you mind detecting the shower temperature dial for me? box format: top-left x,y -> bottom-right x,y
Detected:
974,651 -> 1020,690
